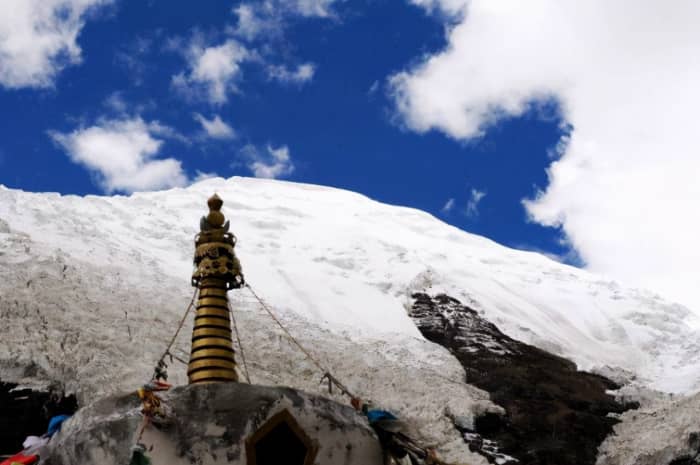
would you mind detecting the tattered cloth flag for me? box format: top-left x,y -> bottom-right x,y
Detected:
0,452 -> 38,465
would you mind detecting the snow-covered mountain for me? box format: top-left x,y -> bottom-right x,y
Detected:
1,176 -> 699,462
2,176 -> 697,391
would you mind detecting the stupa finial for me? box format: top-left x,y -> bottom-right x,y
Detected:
188,194 -> 244,384
200,193 -> 229,233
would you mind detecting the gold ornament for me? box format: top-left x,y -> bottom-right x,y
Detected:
188,194 -> 245,384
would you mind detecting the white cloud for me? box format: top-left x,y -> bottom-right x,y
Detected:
267,63 -> 315,85
232,3 -> 281,40
228,1 -> 334,95
114,35 -> 156,86
232,4 -> 261,39
290,0 -> 337,17
0,0 -> 111,88
102,92 -> 156,117
242,144 -> 295,179
441,198 -> 455,214
49,117 -> 188,193
193,113 -> 236,139
172,38 -> 250,105
465,188 -> 486,218
230,0 -> 339,42
103,92 -> 128,114
408,0 -> 468,17
392,0 -> 700,310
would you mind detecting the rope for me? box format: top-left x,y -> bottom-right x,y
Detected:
245,283 -> 464,398
134,413 -> 150,444
151,287 -> 198,380
129,289 -> 194,464
244,283 -> 466,465
169,353 -> 189,365
228,299 -> 251,383
245,283 -> 356,399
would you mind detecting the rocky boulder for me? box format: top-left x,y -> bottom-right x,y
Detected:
597,391 -> 700,465
409,293 -> 636,465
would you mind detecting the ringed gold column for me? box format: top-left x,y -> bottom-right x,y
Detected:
188,194 -> 245,384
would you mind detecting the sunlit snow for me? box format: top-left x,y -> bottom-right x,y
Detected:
1,176 -> 698,398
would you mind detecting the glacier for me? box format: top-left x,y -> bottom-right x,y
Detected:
1,176 -> 699,462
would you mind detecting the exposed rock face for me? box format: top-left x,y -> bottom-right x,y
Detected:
43,383 -> 384,465
409,293 -> 636,465
597,392 -> 700,465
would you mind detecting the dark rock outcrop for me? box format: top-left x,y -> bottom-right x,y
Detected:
0,381 -> 77,456
669,457 -> 700,465
409,293 -> 637,465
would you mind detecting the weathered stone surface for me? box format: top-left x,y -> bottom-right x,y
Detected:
42,383 -> 384,465
410,293 -> 636,465
597,392 -> 700,465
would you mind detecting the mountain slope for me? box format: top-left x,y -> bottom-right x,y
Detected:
1,176 -> 697,395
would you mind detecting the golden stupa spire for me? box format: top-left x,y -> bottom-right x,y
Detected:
188,194 -> 244,384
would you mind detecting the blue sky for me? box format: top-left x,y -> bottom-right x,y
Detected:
0,1 -> 590,267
